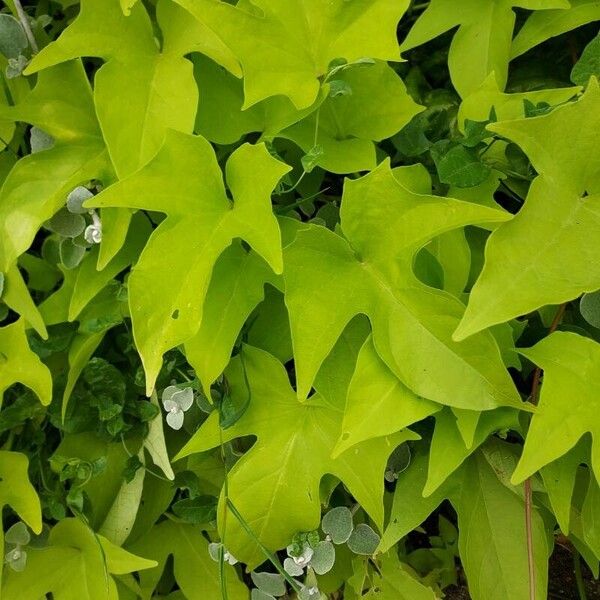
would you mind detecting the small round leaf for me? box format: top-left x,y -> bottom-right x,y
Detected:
581,291 -> 600,329
310,540 -> 335,575
347,523 -> 380,555
47,208 -> 86,238
321,506 -> 353,544
250,572 -> 286,597
30,127 -> 55,154
283,557 -> 304,577
5,522 -> 30,546
0,14 -> 28,59
251,590 -> 276,600
59,238 -> 86,270
66,186 -> 94,214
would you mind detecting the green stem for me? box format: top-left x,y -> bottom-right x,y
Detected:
574,550 -> 588,600
226,498 -> 303,594
13,0 -> 39,53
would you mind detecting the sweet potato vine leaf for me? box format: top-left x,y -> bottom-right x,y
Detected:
400,0 -> 569,97
512,331 -> 600,485
127,519 -> 247,599
283,160 -> 523,411
175,0 -> 409,109
0,319 -> 52,406
88,132 -> 290,395
177,345 -> 416,567
2,518 -> 156,600
26,0 -> 199,179
456,80 -> 600,339
0,61 -> 110,272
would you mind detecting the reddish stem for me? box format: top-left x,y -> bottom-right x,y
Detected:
524,302 -> 567,600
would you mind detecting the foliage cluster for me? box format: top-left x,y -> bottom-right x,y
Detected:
1,0 -> 600,598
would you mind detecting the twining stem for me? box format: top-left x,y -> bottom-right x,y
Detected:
524,302 -> 567,600
12,0 -> 39,53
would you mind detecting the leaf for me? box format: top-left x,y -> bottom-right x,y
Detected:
334,337 -> 440,456
126,519 -> 247,599
251,571 -> 286,596
513,331 -> 600,484
458,72 -> 580,126
2,518 -> 156,600
511,0 -> 600,59
400,0 -> 569,97
0,61 -> 110,272
184,241 -> 279,394
432,144 -> 491,188
177,345 -> 415,566
283,159 -> 522,411
540,440 -> 589,533
192,53 -> 323,145
379,446 -> 455,553
0,451 -> 43,588
582,473 -> 600,558
572,32 -> 600,85
425,407 -> 520,496
0,319 -> 52,406
143,392 -> 175,480
280,61 -> 422,174
0,14 -> 28,59
68,212 -> 152,321
456,81 -> 600,339
27,0 -> 198,179
364,553 -> 436,600
453,449 -> 549,600
581,289 -> 600,327
175,0 -> 409,109
322,507 -> 354,544
99,453 -> 145,546
1,264 -> 47,337
347,524 -> 380,555
89,133 -> 290,394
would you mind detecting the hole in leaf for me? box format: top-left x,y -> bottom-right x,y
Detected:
171,310 -> 179,320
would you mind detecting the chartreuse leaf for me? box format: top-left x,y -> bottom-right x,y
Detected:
284,159 -> 522,411
127,519 -> 247,599
89,133 -> 290,395
2,264 -> 47,337
177,345 -> 416,567
513,331 -> 600,484
0,319 -> 52,406
26,0 -> 198,180
0,61 -> 110,272
540,440 -> 589,534
2,518 -> 156,600
453,447 -> 549,600
425,407 -> 520,496
572,32 -> 600,85
192,53 -> 321,145
175,0 -> 408,109
280,61 -> 422,173
143,392 -> 175,481
68,212 -> 152,321
0,451 -> 42,589
379,445 -> 455,553
458,72 -> 580,125
400,0 -> 569,97
364,553 -> 436,599
185,242 -> 279,394
456,81 -> 600,339
334,337 -> 440,456
511,0 -> 600,59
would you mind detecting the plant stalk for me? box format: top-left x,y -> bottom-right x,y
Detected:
13,0 -> 39,53
524,302 -> 567,600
